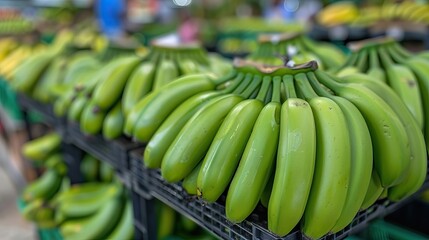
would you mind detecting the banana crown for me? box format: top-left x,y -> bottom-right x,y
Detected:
248,33 -> 345,70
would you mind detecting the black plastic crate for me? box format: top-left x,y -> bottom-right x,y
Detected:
17,93 -> 66,133
385,199 -> 429,236
131,189 -> 157,240
67,122 -> 142,188
129,150 -> 427,240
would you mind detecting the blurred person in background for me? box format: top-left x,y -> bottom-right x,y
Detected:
96,0 -> 127,40
264,0 -> 295,21
178,9 -> 200,44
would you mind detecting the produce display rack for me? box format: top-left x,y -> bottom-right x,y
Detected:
15,92 -> 429,240
66,122 -> 142,188
17,93 -> 66,138
130,148 -> 429,240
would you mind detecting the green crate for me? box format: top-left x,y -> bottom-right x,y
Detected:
360,219 -> 429,240
0,77 -> 42,124
16,198 -> 62,240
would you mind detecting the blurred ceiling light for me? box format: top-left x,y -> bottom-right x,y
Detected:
284,0 -> 300,12
173,0 -> 192,7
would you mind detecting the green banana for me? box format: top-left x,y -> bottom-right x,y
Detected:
339,73 -> 427,201
307,72 -> 373,233
131,74 -> 218,143
197,99 -> 263,202
80,100 -> 107,135
336,66 -> 360,77
52,182 -> 112,205
80,154 -> 99,182
226,102 -> 280,223
68,94 -> 88,122
316,71 -> 410,188
64,197 -> 124,240
379,47 -> 424,129
360,171 -> 384,210
33,205 -> 56,229
12,50 -> 57,93
268,97 -> 316,236
102,102 -> 125,140
122,61 -> 155,117
62,53 -> 100,85
56,183 -> 122,221
92,56 -> 141,110
22,133 -> 61,162
366,47 -> 386,82
60,216 -> 92,237
399,58 -> 429,153
99,162 -> 115,182
104,200 -> 134,240
123,89 -> 157,136
260,173 -> 274,208
295,74 -> 351,239
182,162 -> 202,195
178,58 -> 200,75
54,89 -> 76,117
300,37 -> 345,69
157,204 -> 176,239
22,169 -> 64,203
153,59 -> 179,90
161,94 -> 243,182
32,56 -> 67,103
144,92 -> 221,169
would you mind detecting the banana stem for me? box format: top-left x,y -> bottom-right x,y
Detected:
307,72 -> 332,98
233,73 -> 252,94
272,76 -> 281,103
294,73 -> 318,100
219,72 -> 244,93
256,76 -> 272,102
335,51 -> 359,73
378,47 -> 394,68
386,44 -> 406,64
211,70 -> 238,86
356,49 -> 369,72
391,42 -> 412,59
368,47 -> 380,69
241,74 -> 262,99
282,75 -> 297,99
314,70 -> 344,91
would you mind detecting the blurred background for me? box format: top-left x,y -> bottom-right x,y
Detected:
0,0 -> 429,240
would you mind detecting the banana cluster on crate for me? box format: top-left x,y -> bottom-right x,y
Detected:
247,33 -> 345,70
336,38 -> 429,150
155,202 -> 217,240
0,38 -> 47,80
125,57 -> 427,239
317,1 -> 429,27
19,133 -> 134,240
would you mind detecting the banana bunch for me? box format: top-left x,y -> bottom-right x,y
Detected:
0,43 -> 46,80
22,132 -> 61,163
80,154 -> 115,182
0,38 -> 17,61
131,58 -> 426,239
52,182 -> 133,240
345,1 -> 429,27
57,43 -> 230,140
248,33 -> 345,70
337,38 -> 429,151
21,152 -> 68,229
